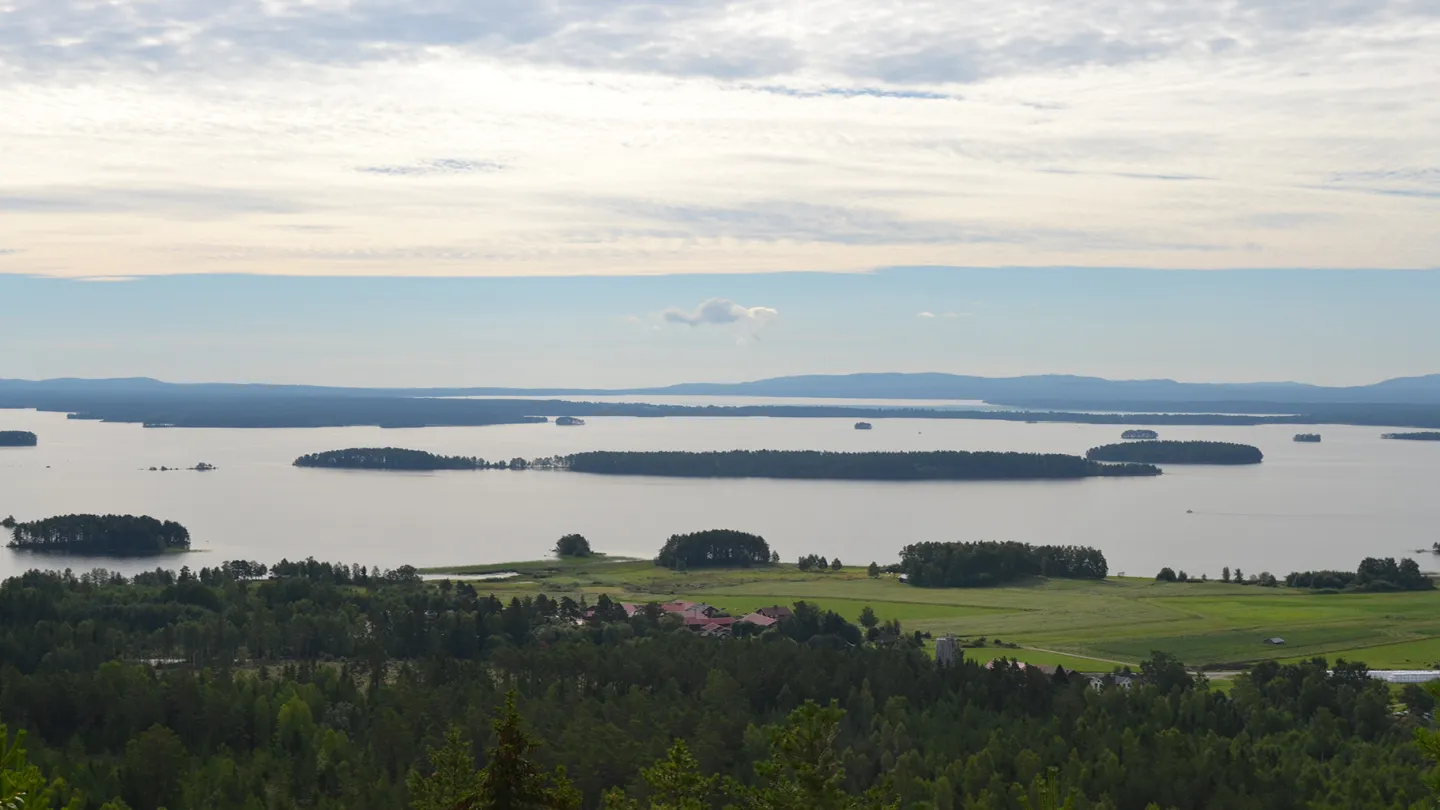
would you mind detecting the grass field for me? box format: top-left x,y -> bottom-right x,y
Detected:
420,557 -> 1440,672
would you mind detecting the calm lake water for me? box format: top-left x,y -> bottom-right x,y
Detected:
2,408 -> 1438,580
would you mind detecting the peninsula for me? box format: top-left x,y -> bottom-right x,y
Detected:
294,448 -> 495,470
1382,432 -> 1440,441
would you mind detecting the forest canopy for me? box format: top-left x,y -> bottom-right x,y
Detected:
0,430 -> 37,446
5,513 -> 191,555
899,541 -> 1109,587
655,529 -> 772,569
1086,440 -> 1264,465
565,450 -> 1160,480
0,558 -> 1431,810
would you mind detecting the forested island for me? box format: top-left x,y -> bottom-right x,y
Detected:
4,556 -> 1433,810
1121,429 -> 1159,439
4,513 -> 191,554
899,540 -> 1108,586
1382,432 -> 1440,441
1294,433 -> 1322,442
0,430 -> 37,446
1086,440 -> 1264,464
564,450 -> 1160,480
295,448 -> 496,470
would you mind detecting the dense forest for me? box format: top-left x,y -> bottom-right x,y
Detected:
899,541 -> 1109,587
1382,432 -> 1440,441
0,430 -> 38,446
565,450 -> 1160,480
1286,557 -> 1434,592
1085,441 -> 1264,465
5,514 -> 191,555
0,559 -> 1436,809
655,529 -> 773,569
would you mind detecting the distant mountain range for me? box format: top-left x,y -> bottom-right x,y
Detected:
4,372 -> 1440,407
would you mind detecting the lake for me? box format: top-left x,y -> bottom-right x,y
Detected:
2,408 -> 1438,581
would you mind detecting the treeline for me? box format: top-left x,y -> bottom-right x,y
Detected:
1086,440 -> 1264,464
296,447 -> 491,470
1287,557 -> 1434,592
0,560 -> 1432,809
0,430 -> 37,446
5,514 -> 190,555
565,450 -> 1160,480
655,529 -> 772,569
899,541 -> 1108,587
1382,432 -> 1440,441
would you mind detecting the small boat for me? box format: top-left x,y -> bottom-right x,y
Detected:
854,422 -> 873,430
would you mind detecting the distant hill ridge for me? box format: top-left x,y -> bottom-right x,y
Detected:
4,372 -> 1439,406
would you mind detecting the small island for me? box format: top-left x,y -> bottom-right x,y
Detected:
555,416 -> 586,426
1121,429 -> 1159,440
1086,440 -> 1263,465
1382,432 -> 1440,441
0,430 -> 38,447
657,529 -> 772,569
5,514 -> 191,555
854,422 -> 873,430
563,450 -> 1160,480
295,448 -> 495,470
1293,433 -> 1322,443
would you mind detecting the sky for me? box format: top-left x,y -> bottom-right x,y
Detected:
1,1 -> 1437,385
2,269 -> 1438,388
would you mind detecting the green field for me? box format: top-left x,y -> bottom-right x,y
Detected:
420,557 -> 1440,672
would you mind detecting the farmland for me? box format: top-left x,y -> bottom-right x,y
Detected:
422,555 -> 1440,671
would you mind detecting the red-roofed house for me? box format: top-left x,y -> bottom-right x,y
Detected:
739,612 -> 778,628
755,606 -> 793,621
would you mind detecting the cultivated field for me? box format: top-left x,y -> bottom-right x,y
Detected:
422,556 -> 1440,672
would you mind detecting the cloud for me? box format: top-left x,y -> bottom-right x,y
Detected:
918,310 -> 970,319
0,187 -> 304,218
916,311 -> 936,318
662,298 -> 779,327
357,159 -> 506,177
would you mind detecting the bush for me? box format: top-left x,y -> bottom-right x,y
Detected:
554,534 -> 592,558
1156,567 -> 1177,583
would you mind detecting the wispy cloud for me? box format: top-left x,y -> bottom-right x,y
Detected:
357,159 -> 506,177
662,298 -> 778,327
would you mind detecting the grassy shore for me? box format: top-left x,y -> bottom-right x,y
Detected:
419,557 -> 1440,672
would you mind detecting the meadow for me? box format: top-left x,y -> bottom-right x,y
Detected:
422,555 -> 1440,672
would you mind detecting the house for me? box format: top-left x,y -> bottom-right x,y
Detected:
1263,637 -> 1286,645
682,614 -> 734,628
739,612 -> 778,628
699,623 -> 732,638
755,605 -> 793,621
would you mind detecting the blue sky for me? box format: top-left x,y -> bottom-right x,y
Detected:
2,269 -> 1436,387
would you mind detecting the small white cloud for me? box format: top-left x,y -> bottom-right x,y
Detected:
916,311 -> 937,318
663,298 -> 778,327
622,314 -> 643,323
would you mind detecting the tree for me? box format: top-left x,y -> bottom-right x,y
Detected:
475,692 -> 579,810
1222,566 -> 1230,583
602,740 -> 716,810
408,728 -> 484,810
858,607 -> 878,631
867,562 -> 880,579
770,551 -> 780,564
727,702 -> 894,810
1155,568 -> 1177,583
554,534 -> 592,558
1176,570 -> 1189,582
1233,567 -> 1244,584
830,558 -> 843,572
1,722 -> 80,810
